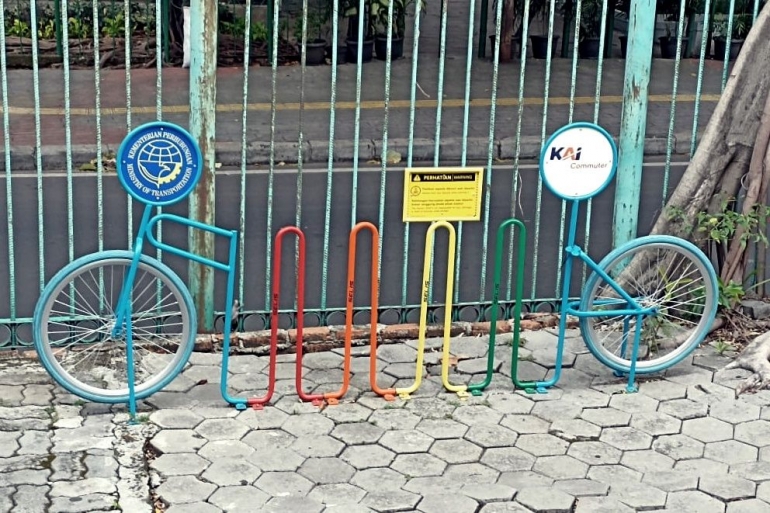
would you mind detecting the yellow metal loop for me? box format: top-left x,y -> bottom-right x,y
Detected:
396,220 -> 464,398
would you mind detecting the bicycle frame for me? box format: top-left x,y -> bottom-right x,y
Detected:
110,203 -> 240,416
512,200 -> 654,394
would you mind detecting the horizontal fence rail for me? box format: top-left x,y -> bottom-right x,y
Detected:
0,0 -> 765,348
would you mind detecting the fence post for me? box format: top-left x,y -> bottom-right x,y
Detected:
188,0 -> 218,333
613,0 -> 656,248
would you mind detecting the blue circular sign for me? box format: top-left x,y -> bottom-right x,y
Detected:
117,122 -> 202,206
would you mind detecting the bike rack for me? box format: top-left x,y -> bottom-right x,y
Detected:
345,222 -> 396,401
430,221 -> 468,398
468,218 -> 526,396
236,227 -> 303,411
396,220 -> 457,400
142,211 -> 242,413
268,227 -> 324,406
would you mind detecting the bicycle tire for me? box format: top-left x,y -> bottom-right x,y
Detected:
32,250 -> 196,403
579,235 -> 718,374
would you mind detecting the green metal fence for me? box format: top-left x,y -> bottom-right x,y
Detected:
0,0 -> 764,348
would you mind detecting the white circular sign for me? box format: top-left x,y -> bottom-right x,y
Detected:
539,122 -> 617,201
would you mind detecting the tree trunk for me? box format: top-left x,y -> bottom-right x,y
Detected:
638,4 -> 770,394
500,0 -> 516,62
648,6 -> 770,243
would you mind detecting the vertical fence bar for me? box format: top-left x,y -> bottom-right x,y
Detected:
478,0 -> 502,304
60,0 -> 75,270
350,0 -> 367,229
582,0 -> 610,286
124,0 -> 133,249
320,0 -> 339,313
400,0 -> 423,314
155,0 -> 165,285
377,0 -> 395,289
460,0 -> 476,305
425,0 -> 450,306
689,0 -> 712,157
298,0 -> 310,199
92,0 -> 105,305
0,0 -> 14,320
264,0 -> 280,311
296,0 -> 308,309
30,0 -> 45,294
556,0 -> 581,295
505,0 -> 530,301
529,0 -> 556,300
188,0 -> 219,332
720,0 -> 736,91
613,0 -> 655,249
661,0 -> 687,206
238,0 -> 253,306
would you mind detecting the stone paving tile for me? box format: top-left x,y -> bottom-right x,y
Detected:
8,328 -> 770,512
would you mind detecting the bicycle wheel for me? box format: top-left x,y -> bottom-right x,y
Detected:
579,235 -> 718,374
33,250 -> 196,403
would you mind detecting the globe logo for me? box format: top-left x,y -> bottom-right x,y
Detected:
137,139 -> 185,189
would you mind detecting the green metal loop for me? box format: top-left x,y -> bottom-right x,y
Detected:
468,218 -> 527,394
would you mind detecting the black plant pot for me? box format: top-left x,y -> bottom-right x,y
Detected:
346,38 -> 374,63
326,45 -> 349,64
488,34 -> 522,59
659,36 -> 688,59
713,37 -> 744,61
304,39 -> 327,65
530,35 -> 560,59
619,35 -> 628,58
374,36 -> 404,60
578,38 -> 601,59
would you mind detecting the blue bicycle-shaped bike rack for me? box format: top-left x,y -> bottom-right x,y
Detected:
507,122 -> 719,393
30,121 -> 720,416
31,121 -> 253,417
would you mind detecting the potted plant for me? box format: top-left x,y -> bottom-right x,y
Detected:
342,0 -> 375,63
528,0 -> 558,59
371,0 -> 422,60
658,20 -> 689,59
295,0 -> 331,65
577,0 -> 603,59
713,13 -> 751,61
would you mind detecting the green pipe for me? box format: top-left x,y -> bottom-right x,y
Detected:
468,218 -> 527,395
162,0 -> 170,63
268,0 -> 274,62
478,0 -> 489,58
613,0 -> 655,248
54,0 -> 62,57
604,2 -> 615,58
188,0 -> 219,332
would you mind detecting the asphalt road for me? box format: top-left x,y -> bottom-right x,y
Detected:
0,157 -> 688,331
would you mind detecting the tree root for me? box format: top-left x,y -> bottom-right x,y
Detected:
724,331 -> 770,395
657,316 -> 725,351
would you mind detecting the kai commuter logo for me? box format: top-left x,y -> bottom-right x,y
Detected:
549,146 -> 582,161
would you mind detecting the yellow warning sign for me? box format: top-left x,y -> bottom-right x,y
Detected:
402,167 -> 484,222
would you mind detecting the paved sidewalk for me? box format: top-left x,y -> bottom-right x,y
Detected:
2,328 -> 770,512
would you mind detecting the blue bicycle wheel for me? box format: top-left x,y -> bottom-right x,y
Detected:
579,235 -> 718,374
32,250 -> 196,403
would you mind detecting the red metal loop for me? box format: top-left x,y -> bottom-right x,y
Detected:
273,227 -> 323,404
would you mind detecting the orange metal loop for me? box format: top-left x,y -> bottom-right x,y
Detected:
344,222 -> 395,401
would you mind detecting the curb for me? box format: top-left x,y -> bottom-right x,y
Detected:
6,133 -> 698,172
192,312 -> 580,355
